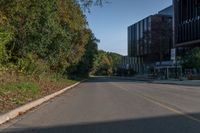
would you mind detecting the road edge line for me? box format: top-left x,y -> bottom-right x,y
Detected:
0,80 -> 86,125
110,82 -> 200,124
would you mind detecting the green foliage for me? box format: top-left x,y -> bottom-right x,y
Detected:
92,50 -> 122,76
182,48 -> 200,69
17,54 -> 49,75
67,31 -> 98,77
0,11 -> 13,64
107,52 -> 122,68
80,0 -> 107,11
0,0 -> 97,77
0,0 -> 102,112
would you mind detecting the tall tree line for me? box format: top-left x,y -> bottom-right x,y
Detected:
0,0 -> 98,77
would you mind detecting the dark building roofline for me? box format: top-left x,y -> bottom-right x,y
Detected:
128,13 -> 172,28
128,5 -> 173,27
128,15 -> 151,28
158,5 -> 173,14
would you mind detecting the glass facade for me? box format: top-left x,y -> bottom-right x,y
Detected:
128,14 -> 172,63
158,6 -> 173,16
127,6 -> 173,73
174,0 -> 200,46
128,17 -> 150,57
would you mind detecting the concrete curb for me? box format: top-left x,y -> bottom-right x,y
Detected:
151,81 -> 200,87
0,80 -> 84,125
110,76 -> 153,82
111,76 -> 200,86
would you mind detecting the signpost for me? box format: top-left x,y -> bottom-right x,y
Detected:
171,48 -> 178,78
171,48 -> 176,62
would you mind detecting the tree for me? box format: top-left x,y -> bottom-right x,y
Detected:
0,11 -> 12,65
80,0 -> 108,11
66,31 -> 98,77
0,0 -> 97,76
107,52 -> 121,73
91,50 -> 122,76
182,47 -> 200,69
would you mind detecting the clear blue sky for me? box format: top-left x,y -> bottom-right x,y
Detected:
86,0 -> 172,55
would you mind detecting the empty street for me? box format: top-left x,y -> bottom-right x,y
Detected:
1,77 -> 200,133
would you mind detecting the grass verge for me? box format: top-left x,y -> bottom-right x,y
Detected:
0,72 -> 79,114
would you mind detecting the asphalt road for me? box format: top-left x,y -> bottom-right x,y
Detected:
1,77 -> 200,133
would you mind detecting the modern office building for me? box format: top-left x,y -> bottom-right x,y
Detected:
118,56 -> 139,70
173,0 -> 200,47
127,6 -> 173,73
128,16 -> 150,57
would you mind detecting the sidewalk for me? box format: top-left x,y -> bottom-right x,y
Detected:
111,76 -> 152,81
152,79 -> 200,86
111,76 -> 200,86
111,74 -> 154,81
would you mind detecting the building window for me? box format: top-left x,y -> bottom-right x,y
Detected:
140,21 -> 143,39
182,0 -> 188,22
197,0 -> 200,16
148,17 -> 151,31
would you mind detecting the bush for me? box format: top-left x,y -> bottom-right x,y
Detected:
17,54 -> 49,76
0,13 -> 13,64
182,47 -> 200,69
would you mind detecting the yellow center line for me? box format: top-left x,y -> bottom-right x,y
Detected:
111,82 -> 200,124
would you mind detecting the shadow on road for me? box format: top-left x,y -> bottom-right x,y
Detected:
3,113 -> 200,133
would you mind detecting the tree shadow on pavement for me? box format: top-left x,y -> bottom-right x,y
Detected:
3,113 -> 200,133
